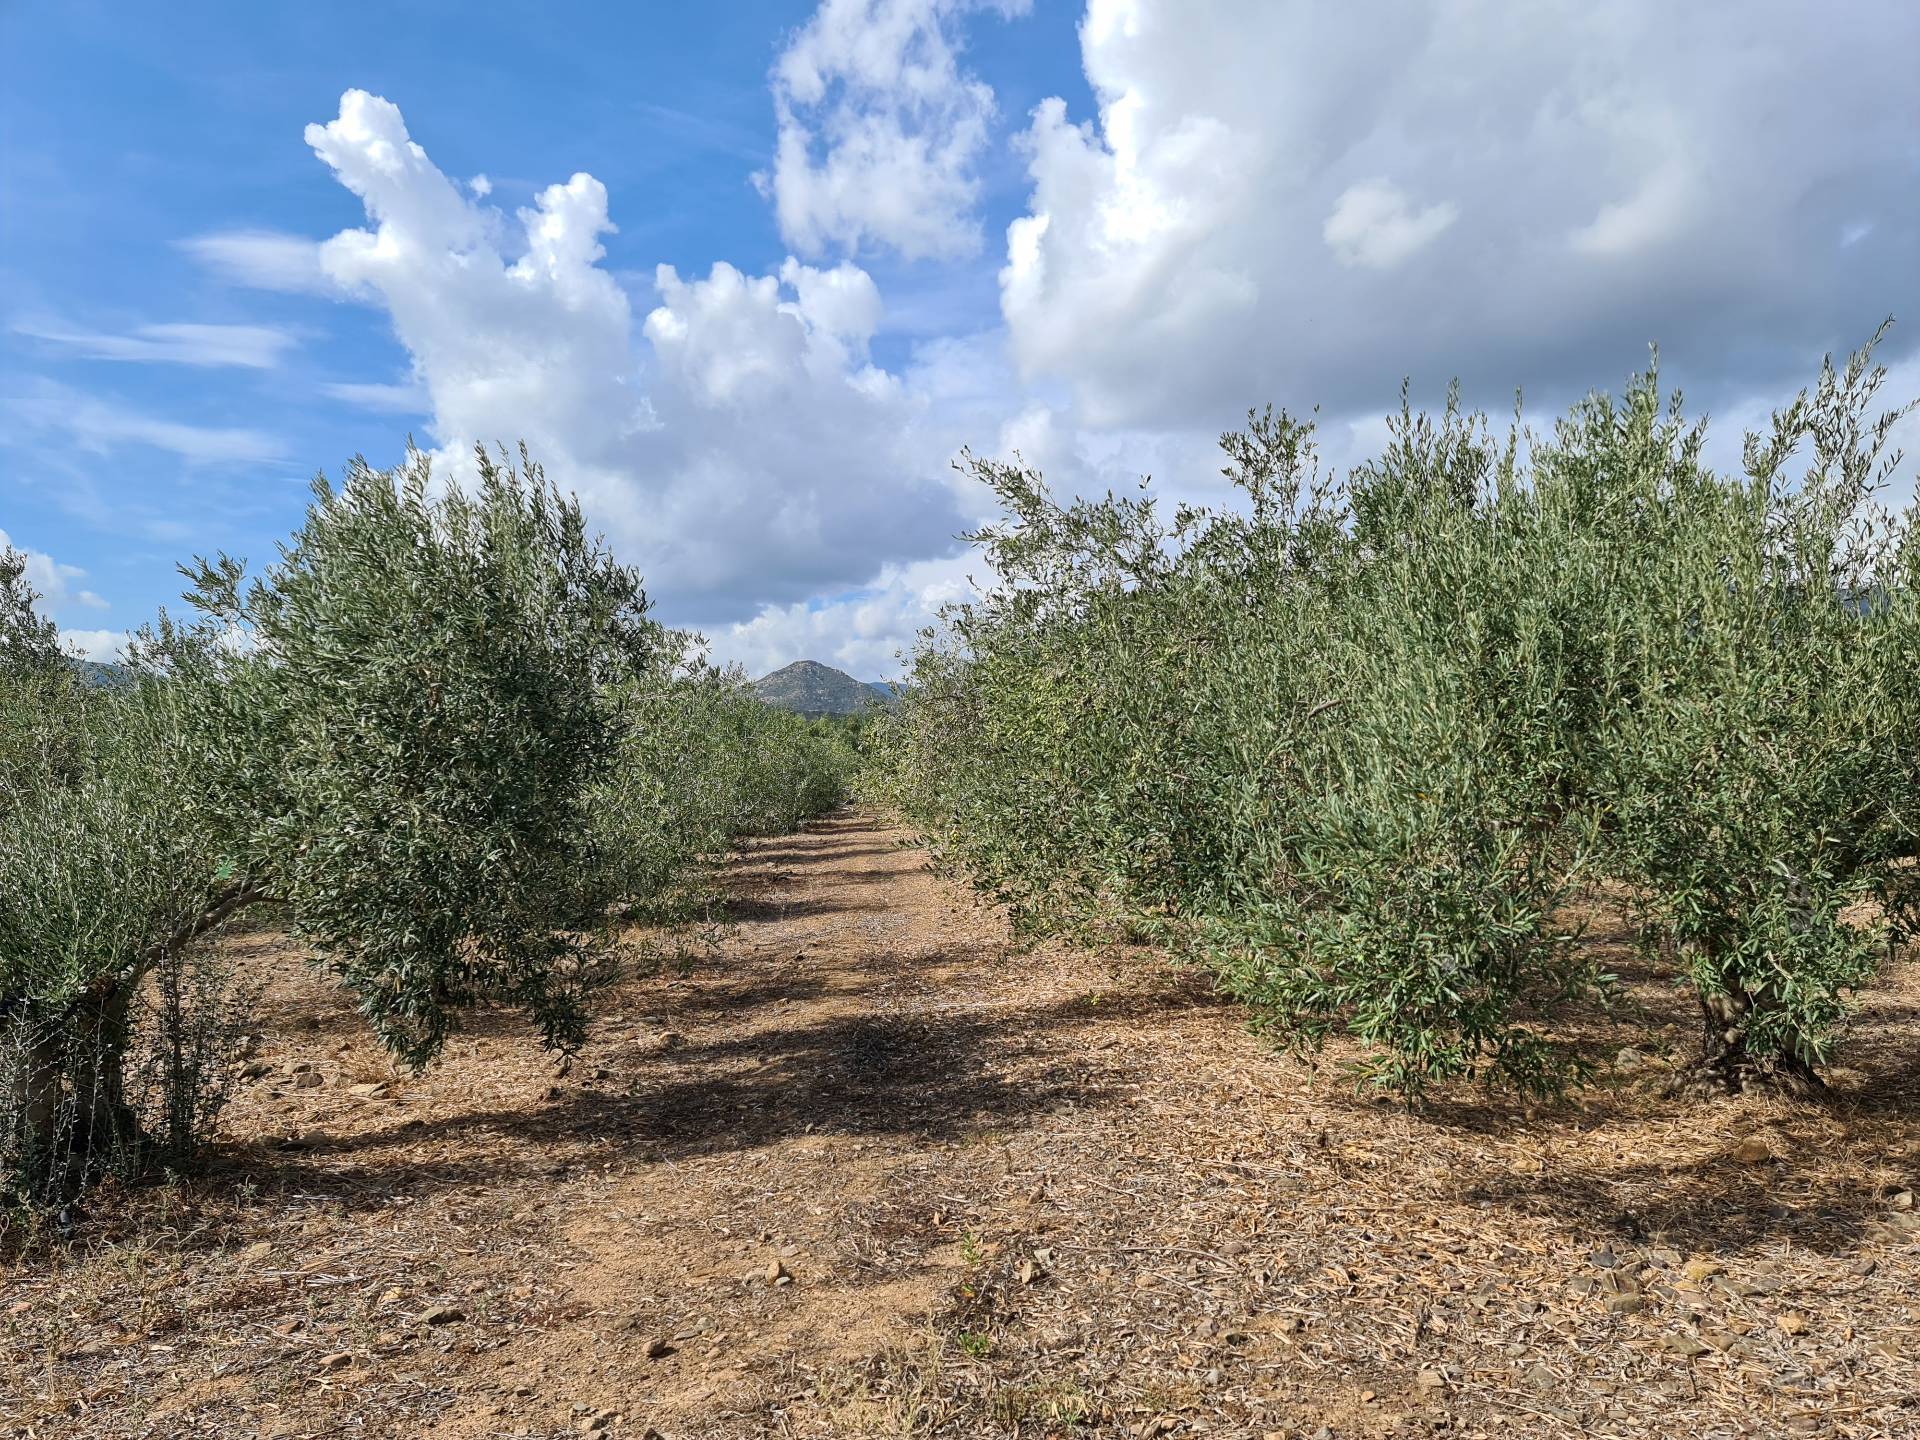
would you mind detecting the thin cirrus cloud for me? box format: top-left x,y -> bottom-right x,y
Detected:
7,382 -> 284,466
321,379 -> 430,414
177,229 -> 334,295
13,318 -> 298,369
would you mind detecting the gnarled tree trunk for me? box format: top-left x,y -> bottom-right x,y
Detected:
1672,986 -> 1823,1098
2,983 -> 141,1202
3,881 -> 264,1202
68,983 -> 141,1158
3,1016 -> 68,1200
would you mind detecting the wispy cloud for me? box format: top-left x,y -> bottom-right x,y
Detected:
14,318 -> 298,368
179,229 -> 335,294
632,100 -> 769,163
322,378 -> 429,414
7,382 -> 283,465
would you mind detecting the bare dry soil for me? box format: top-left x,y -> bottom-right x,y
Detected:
4,811 -> 1917,1439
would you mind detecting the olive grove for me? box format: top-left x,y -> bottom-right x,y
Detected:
875,336 -> 1920,1099
2,446 -> 852,1204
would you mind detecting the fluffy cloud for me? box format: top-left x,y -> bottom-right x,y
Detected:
0,528 -> 108,614
1003,0 -> 1920,429
760,0 -> 1026,260
288,89 -> 973,634
714,551 -> 980,678
1323,182 -> 1457,271
14,319 -> 297,369
165,4 -> 1919,677
635,255 -> 970,608
0,531 -> 128,662
58,628 -> 131,663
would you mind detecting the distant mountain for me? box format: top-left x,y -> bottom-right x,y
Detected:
70,658 -> 133,689
752,660 -> 895,716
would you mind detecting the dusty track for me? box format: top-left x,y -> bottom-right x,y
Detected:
4,811 -> 1917,1439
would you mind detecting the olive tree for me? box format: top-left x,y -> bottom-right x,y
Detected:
877,334 -> 1918,1100
3,446 -> 659,1199
1,547 -> 61,672
3,545 -> 230,1196
1591,341 -> 1920,1092
591,657 -> 856,919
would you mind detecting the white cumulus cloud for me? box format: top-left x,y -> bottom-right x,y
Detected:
167,2 -> 1920,676
59,628 -> 132,663
1002,0 -> 1920,429
715,551 -> 980,679
760,0 -> 1026,261
0,527 -> 109,615
285,89 -> 976,634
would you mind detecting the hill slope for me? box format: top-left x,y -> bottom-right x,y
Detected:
752,659 -> 889,716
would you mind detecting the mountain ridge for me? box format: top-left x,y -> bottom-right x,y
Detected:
752,659 -> 895,716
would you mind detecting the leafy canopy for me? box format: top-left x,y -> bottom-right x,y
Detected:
160,444 -> 662,1067
876,335 -> 1920,1098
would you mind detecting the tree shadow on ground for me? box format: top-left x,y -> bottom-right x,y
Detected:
1373,936 -> 1920,1259
1461,1144 -> 1915,1258
208,944 -> 1183,1209
742,841 -> 901,868
165,829 -> 1920,1270
720,892 -> 896,923
813,864 -> 932,887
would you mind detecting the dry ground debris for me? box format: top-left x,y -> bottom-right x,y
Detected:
3,811 -> 1916,1438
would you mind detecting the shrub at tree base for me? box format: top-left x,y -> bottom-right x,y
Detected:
874,335 -> 1920,1100
1,446 -> 853,1208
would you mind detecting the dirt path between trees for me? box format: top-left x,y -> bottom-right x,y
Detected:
5,810 -> 1918,1439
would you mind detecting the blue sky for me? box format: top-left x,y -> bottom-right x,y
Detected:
4,1 -> 1915,675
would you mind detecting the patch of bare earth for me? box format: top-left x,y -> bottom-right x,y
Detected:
3,811 -> 1916,1439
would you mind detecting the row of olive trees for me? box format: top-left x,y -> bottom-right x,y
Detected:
2,446 -> 853,1205
874,337 -> 1920,1099
596,665 -> 860,918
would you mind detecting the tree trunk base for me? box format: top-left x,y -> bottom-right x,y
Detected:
1673,989 -> 1826,1100
1666,1050 -> 1825,1100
